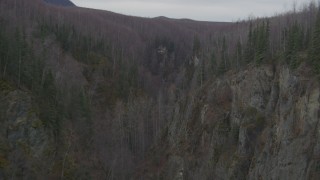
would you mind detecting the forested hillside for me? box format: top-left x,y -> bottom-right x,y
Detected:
1,0 -> 320,179
44,0 -> 75,6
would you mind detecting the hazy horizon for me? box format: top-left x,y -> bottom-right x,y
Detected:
71,0 -> 312,22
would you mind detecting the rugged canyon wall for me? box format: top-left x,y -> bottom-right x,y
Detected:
2,58 -> 320,179
139,64 -> 320,180
1,0 -> 320,179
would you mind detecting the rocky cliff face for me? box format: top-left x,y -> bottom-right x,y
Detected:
140,64 -> 320,179
0,81 -> 54,179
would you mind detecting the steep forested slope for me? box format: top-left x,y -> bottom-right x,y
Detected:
0,0 -> 320,179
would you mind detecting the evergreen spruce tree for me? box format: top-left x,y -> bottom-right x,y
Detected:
221,36 -> 228,70
310,9 -> 320,73
286,21 -> 304,69
236,39 -> 242,69
255,20 -> 270,65
193,35 -> 201,57
209,51 -> 217,76
39,71 -> 61,139
244,22 -> 254,64
0,22 -> 8,78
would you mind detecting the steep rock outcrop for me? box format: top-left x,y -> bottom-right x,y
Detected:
0,81 -> 54,179
139,65 -> 320,180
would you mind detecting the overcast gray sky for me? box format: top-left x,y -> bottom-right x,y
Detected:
71,0 -> 313,22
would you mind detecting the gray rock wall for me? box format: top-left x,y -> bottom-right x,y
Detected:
141,65 -> 320,180
0,84 -> 54,179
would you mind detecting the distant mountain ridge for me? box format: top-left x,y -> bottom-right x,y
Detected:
44,0 -> 75,6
